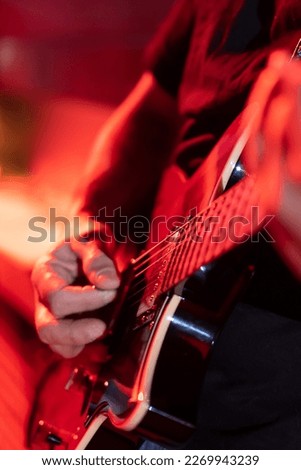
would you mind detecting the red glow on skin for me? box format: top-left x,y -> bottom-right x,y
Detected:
0,99 -> 115,448
0,0 -> 175,449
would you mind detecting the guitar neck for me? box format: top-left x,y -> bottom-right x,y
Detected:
132,175 -> 267,303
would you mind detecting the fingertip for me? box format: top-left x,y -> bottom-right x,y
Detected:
51,344 -> 85,358
69,317 -> 107,345
83,318 -> 107,342
94,272 -> 120,290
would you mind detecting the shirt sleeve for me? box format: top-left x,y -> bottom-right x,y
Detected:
144,0 -> 196,97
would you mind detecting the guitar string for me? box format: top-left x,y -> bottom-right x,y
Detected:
168,201 -> 221,287
127,235 -> 200,305
131,227 -> 183,267
131,219 -> 198,273
129,118 -> 252,273
130,175 -> 252,280
130,201 -> 215,272
131,202 -> 219,278
126,237 -> 189,302
164,224 -> 191,291
127,221 -> 223,311
129,210 -> 212,291
133,235 -> 185,277
180,209 -> 213,280
130,194 -> 226,291
127,251 -> 196,310
127,192 -> 234,300
127,209 -> 246,311
125,207 -> 224,299
126,178 -> 255,309
162,198 -> 229,292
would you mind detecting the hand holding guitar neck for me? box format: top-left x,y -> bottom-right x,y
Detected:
243,50 -> 301,279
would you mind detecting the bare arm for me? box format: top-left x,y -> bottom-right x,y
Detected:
32,72 -> 179,358
78,71 -> 179,222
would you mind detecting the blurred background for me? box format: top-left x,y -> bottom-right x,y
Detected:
0,0 -> 174,449
0,0 -> 174,294
0,0 -> 174,104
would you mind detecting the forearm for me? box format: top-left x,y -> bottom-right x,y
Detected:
78,73 -> 179,223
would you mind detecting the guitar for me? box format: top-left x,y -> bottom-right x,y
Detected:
28,105 -> 274,450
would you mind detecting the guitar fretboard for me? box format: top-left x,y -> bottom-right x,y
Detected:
132,175 -> 268,307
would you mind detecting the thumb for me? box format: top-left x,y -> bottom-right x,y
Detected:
71,239 -> 120,290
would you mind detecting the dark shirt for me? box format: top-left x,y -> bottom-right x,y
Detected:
146,0 -> 301,174
144,0 -> 301,449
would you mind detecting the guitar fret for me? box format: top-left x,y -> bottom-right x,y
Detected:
138,175 -> 262,300
169,229 -> 185,285
180,215 -> 200,282
162,229 -> 183,292
159,176 -> 259,293
177,222 -> 193,282
190,199 -> 220,273
158,233 -> 175,292
202,178 -> 250,263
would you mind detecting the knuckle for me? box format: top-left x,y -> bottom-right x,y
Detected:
31,255 -> 51,284
37,324 -> 53,344
71,318 -> 106,345
47,292 -> 64,318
